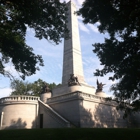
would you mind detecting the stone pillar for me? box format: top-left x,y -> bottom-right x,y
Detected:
62,1 -> 85,85
0,112 -> 4,129
40,92 -> 51,103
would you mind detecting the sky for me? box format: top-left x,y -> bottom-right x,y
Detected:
0,0 -> 116,98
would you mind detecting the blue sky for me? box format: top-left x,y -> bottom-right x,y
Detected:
0,0 -> 116,98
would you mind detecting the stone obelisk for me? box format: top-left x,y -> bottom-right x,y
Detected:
52,1 -> 95,96
62,1 -> 85,85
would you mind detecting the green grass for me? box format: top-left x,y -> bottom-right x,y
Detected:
0,128 -> 140,140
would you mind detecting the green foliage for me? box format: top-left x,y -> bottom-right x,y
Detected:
28,79 -> 46,96
10,80 -> 32,95
77,0 -> 140,111
48,82 -> 57,90
0,0 -> 68,79
10,79 -> 57,96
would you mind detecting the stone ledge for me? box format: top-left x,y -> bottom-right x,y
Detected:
47,91 -> 117,106
96,91 -> 107,97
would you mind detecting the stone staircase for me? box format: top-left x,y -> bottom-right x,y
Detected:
38,100 -> 76,128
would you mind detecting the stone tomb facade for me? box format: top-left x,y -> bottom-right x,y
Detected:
1,92 -> 139,129
0,1 -> 140,129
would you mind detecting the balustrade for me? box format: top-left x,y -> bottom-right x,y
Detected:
0,96 -> 39,104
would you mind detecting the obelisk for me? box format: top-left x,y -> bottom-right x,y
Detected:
52,1 -> 95,96
62,1 -> 85,85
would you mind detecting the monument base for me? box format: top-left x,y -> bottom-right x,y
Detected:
52,83 -> 96,97
40,92 -> 51,103
96,91 -> 107,97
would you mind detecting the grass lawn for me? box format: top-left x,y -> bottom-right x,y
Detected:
0,128 -> 140,140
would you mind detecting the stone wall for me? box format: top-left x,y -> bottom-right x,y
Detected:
47,91 -> 140,128
0,93 -> 139,129
0,95 -> 71,129
48,91 -> 82,127
0,96 -> 39,129
80,100 -> 127,128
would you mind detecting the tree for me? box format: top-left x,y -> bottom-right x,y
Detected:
48,82 -> 57,90
0,0 -> 68,79
31,79 -> 57,96
10,80 -> 32,95
10,79 -> 57,96
77,0 -> 140,111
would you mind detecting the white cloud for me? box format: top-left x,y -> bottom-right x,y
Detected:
60,0 -> 84,9
78,16 -> 84,21
60,0 -> 69,3
4,65 -> 17,76
78,22 -> 90,33
76,0 -> 84,5
87,24 -> 99,33
96,22 -> 101,26
0,88 -> 12,98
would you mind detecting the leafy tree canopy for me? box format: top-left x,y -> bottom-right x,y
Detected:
0,0 -> 68,79
77,0 -> 140,112
10,79 -> 57,96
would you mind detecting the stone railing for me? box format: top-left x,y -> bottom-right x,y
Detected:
47,91 -> 106,103
0,95 -> 39,104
